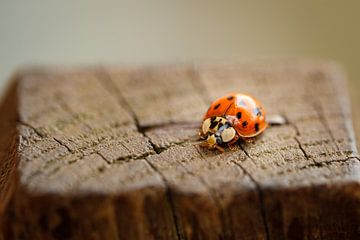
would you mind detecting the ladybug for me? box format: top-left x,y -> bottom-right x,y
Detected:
200,93 -> 268,151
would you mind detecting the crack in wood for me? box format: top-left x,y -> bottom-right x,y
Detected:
17,122 -> 82,181
19,121 -> 115,164
193,146 -> 233,239
138,121 -> 200,133
285,113 -> 318,165
146,138 -> 162,154
96,69 -> 138,126
114,151 -> 157,163
149,139 -> 202,155
237,145 -> 270,240
143,159 -> 183,240
96,69 -> 183,239
312,101 -> 340,151
140,139 -> 184,239
294,136 -> 312,161
274,156 -> 360,177
52,137 -> 74,154
17,120 -> 44,138
17,122 -> 114,176
302,156 -> 360,168
96,152 -> 111,164
274,156 -> 360,180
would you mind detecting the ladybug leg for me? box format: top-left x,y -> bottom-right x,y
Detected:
199,141 -> 209,148
228,144 -> 237,150
214,145 -> 225,153
199,142 -> 224,153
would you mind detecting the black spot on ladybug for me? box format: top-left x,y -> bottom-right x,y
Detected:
210,120 -> 218,129
214,103 -> 221,110
242,121 -> 248,128
255,123 -> 260,132
236,112 -> 242,119
227,96 -> 234,100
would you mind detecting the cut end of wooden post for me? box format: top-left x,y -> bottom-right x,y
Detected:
1,61 -> 359,239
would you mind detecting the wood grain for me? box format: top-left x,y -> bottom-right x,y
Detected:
0,62 -> 359,239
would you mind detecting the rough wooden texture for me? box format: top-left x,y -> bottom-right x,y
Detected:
0,62 -> 359,240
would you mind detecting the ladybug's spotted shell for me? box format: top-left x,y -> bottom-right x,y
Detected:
204,93 -> 267,138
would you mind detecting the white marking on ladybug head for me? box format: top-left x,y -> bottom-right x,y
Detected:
220,127 -> 236,142
202,118 -> 212,135
202,117 -> 227,134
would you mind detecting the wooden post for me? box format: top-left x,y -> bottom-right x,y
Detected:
0,62 -> 359,239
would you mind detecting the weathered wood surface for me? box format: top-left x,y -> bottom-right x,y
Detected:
0,62 -> 359,240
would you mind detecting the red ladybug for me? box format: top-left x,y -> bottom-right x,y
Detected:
204,93 -> 267,138
200,93 -> 268,151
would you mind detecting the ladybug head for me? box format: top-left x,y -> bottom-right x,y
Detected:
201,117 -> 237,146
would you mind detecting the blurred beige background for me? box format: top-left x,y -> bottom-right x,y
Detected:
0,0 -> 359,137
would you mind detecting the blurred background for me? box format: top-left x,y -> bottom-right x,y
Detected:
0,0 -> 359,137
